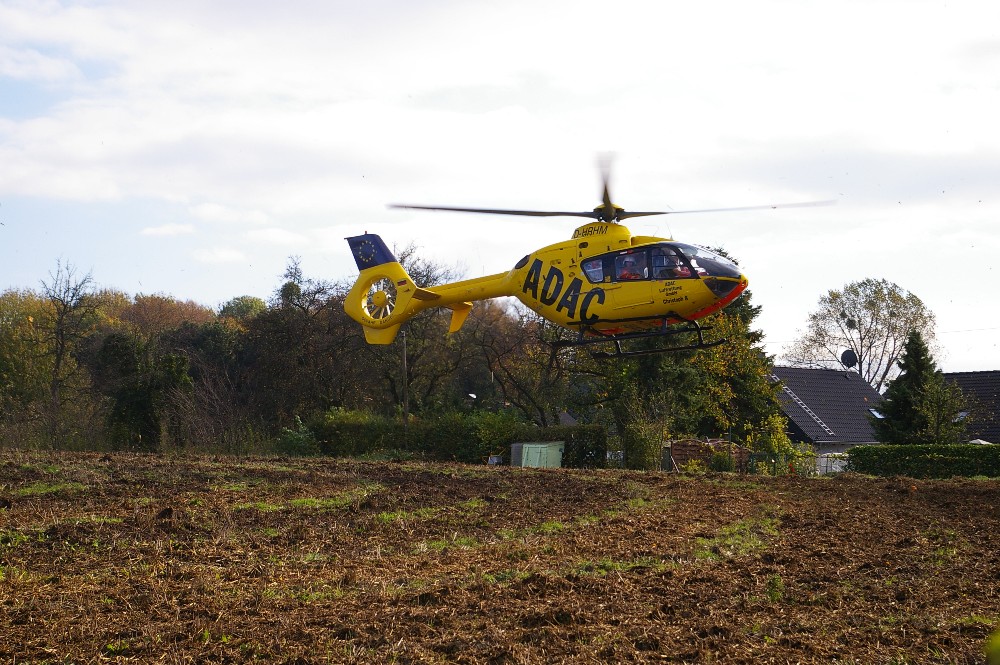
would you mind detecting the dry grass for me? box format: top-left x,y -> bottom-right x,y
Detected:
1,451 -> 998,663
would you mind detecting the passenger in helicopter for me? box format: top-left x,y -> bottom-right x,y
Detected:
617,256 -> 644,280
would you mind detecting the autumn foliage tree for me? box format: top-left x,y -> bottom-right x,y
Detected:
0,290 -> 52,443
468,304 -> 577,426
690,292 -> 785,441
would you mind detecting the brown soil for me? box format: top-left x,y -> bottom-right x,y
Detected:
0,451 -> 998,663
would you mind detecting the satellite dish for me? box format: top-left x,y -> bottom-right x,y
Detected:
841,349 -> 858,369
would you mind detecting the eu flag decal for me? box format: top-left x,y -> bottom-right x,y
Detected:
346,234 -> 396,271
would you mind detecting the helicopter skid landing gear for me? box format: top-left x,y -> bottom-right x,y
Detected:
554,319 -> 726,359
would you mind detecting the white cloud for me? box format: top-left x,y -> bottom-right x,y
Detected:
141,223 -> 194,236
245,227 -> 307,246
190,203 -> 268,225
0,45 -> 80,82
192,247 -> 246,264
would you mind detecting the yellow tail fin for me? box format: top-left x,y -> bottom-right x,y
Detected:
344,234 -> 438,344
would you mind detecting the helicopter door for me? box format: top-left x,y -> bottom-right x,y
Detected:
609,250 -> 654,308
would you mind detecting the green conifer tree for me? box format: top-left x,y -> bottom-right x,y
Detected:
872,330 -> 967,444
873,330 -> 935,444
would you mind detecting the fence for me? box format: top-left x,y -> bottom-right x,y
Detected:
815,453 -> 848,475
668,439 -> 751,472
607,440 -> 841,475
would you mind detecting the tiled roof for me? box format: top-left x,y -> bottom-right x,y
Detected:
944,371 -> 1000,444
770,367 -> 884,444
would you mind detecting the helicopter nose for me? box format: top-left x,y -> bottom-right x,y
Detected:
704,275 -> 747,299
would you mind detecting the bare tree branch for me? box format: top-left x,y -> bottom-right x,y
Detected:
782,278 -> 936,392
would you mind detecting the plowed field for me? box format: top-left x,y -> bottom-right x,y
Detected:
1,451 -> 998,663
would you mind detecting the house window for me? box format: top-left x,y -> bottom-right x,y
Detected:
868,408 -> 884,419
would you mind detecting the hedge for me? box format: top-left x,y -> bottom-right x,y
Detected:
847,443 -> 1000,478
306,410 -> 607,468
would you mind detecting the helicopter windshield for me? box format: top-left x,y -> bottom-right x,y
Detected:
671,243 -> 742,279
581,244 -> 742,284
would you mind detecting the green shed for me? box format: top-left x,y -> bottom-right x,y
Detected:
512,442 -> 564,468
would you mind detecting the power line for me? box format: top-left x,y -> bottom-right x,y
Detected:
765,327 -> 1000,343
939,327 -> 1000,334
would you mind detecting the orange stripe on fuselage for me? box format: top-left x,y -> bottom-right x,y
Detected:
583,277 -> 748,336
686,278 -> 748,321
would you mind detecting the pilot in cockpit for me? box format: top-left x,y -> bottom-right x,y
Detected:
652,248 -> 686,279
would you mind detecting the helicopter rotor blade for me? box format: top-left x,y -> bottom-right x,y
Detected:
389,204 -> 599,219
648,200 -> 838,216
598,153 -> 614,210
389,200 -> 834,220
617,211 -> 670,219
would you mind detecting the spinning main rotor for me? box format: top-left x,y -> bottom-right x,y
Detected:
391,160 -> 833,223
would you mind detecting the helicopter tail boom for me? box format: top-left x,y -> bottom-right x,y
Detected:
344,233 -> 509,344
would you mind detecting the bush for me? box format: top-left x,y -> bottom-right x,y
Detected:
554,424 -> 607,469
987,627 -> 1000,665
708,450 -> 736,472
410,412 -> 482,462
742,413 -> 797,458
471,410 -> 525,453
275,416 -> 320,456
622,422 -> 661,471
847,443 -> 1000,478
680,458 -> 708,474
309,409 -> 396,457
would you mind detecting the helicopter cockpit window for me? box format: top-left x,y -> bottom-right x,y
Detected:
650,246 -> 693,279
615,252 -> 647,281
672,243 -> 742,279
582,258 -> 605,283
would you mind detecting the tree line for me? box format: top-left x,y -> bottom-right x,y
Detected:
0,251 -> 791,458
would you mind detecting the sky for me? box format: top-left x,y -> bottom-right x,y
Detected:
2,0 -> 999,372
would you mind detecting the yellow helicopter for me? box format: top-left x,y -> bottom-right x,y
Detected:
344,166 -> 827,358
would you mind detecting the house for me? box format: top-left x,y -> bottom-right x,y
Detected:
943,371 -> 1000,444
770,366 -> 884,455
